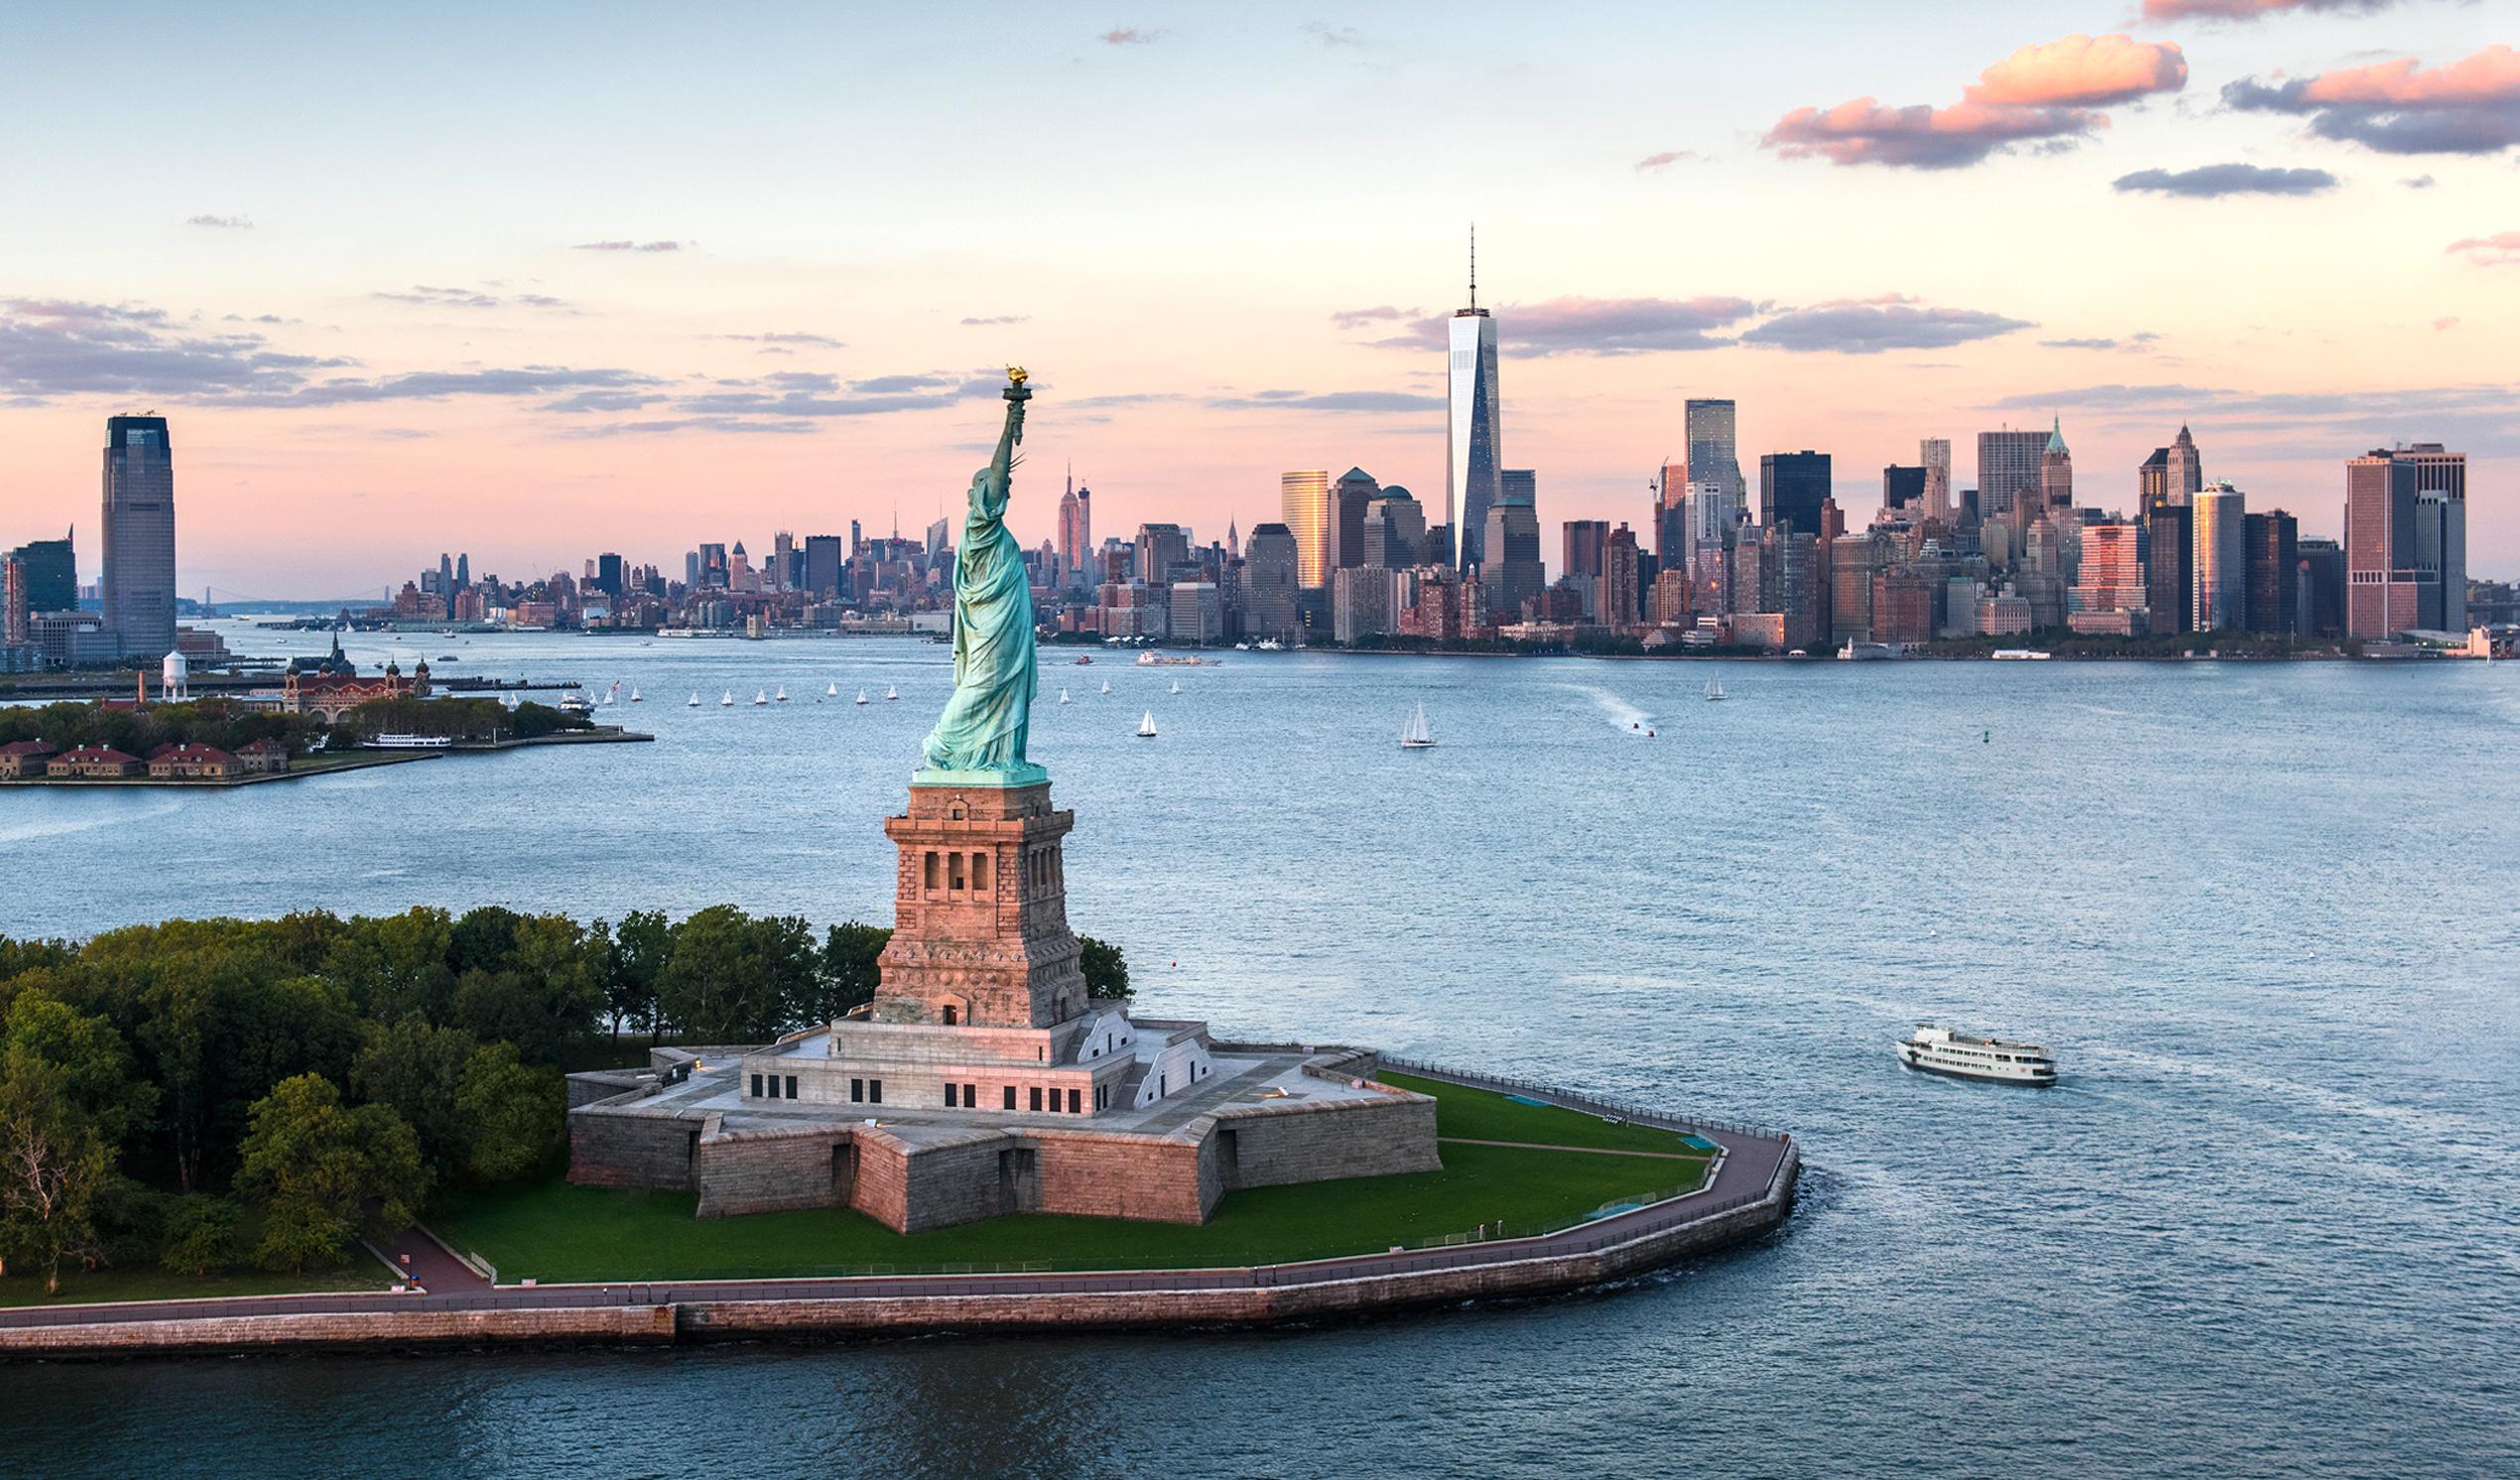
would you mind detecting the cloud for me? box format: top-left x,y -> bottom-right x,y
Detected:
573,239 -> 688,253
2142,0 -> 2404,19
715,330 -> 845,349
2447,230 -> 2520,265
1740,297 -> 2033,353
1301,21 -> 1365,47
2112,162 -> 2339,195
2224,45 -> 2520,155
187,214 -> 253,229
1767,34 -> 2185,168
2402,174 -> 2437,187
959,314 -> 1029,325
1634,150 -> 1705,172
561,418 -> 819,438
0,299 -> 346,400
1329,305 -> 1414,330
2041,337 -> 2124,349
1208,390 -> 1447,413
543,389 -> 670,414
1101,26 -> 1165,45
2434,316 -> 2459,329
372,284 -> 572,311
1507,296 -> 1760,354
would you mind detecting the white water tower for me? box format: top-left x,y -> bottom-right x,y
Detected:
161,648 -> 189,700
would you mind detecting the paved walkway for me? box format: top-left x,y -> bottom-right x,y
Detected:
373,1226 -> 491,1295
1438,1136 -> 1713,1162
0,1066 -> 1791,1337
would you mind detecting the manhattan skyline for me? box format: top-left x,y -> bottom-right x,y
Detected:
2,2 -> 2513,596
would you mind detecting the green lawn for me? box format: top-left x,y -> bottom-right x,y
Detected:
438,1076 -> 1715,1283
1378,1071 -> 1710,1155
0,1263 -> 390,1309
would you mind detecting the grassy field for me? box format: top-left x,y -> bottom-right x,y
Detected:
1378,1072 -> 1714,1155
0,1263 -> 390,1309
436,1076 -> 1715,1283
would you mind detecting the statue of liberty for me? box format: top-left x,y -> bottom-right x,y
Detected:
919,368 -> 1045,784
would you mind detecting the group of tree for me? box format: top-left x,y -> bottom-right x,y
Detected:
0,698 -> 326,760
332,695 -> 590,745
0,905 -> 1131,1295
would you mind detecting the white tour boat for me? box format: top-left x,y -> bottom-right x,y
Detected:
1400,699 -> 1437,750
1135,652 -> 1210,667
370,733 -> 454,750
557,693 -> 595,715
1136,710 -> 1158,739
1992,649 -> 2053,661
1895,1024 -> 2058,1086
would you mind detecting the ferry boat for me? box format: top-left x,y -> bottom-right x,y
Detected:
370,733 -> 455,750
1136,652 -> 1210,667
1400,699 -> 1436,750
1895,1024 -> 2058,1086
1991,649 -> 2053,661
1838,640 -> 1897,661
556,693 -> 595,715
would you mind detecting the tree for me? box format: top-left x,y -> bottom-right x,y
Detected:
159,1194 -> 240,1277
234,1075 -> 428,1273
1079,936 -> 1130,1000
0,1062 -> 113,1294
448,906 -> 527,976
453,1045 -> 564,1184
321,907 -> 456,1025
656,907 -> 820,1043
609,910 -> 672,1042
819,924 -> 891,1021
348,1018 -> 478,1168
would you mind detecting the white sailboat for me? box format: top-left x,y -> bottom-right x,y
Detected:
1135,710 -> 1158,739
1168,679 -> 1181,694
855,688 -> 868,705
1705,678 -> 1726,701
1100,679 -> 1111,694
1400,699 -> 1437,750
688,691 -> 701,707
775,685 -> 789,702
826,682 -> 839,697
1060,688 -> 1071,704
629,687 -> 643,702
753,688 -> 770,706
885,683 -> 899,701
720,689 -> 735,706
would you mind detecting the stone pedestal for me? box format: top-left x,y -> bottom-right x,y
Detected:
871,779 -> 1087,1029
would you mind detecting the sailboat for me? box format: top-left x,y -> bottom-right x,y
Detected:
775,685 -> 789,702
826,682 -> 839,697
1400,699 -> 1437,750
1168,679 -> 1181,695
1705,678 -> 1726,701
1135,710 -> 1158,739
629,687 -> 643,702
688,691 -> 701,707
1100,679 -> 1111,694
855,688 -> 868,705
720,689 -> 735,706
885,683 -> 899,701
1060,688 -> 1071,704
753,688 -> 770,706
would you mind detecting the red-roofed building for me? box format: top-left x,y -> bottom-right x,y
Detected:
47,746 -> 143,779
148,742 -> 238,780
233,737 -> 290,775
0,740 -> 59,779
284,660 -> 430,721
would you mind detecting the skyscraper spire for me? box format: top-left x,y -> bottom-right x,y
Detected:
1468,222 -> 1477,311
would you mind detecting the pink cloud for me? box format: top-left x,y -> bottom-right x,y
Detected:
2144,0 -> 2402,18
2300,45 -> 2520,107
2447,230 -> 2520,266
1768,35 -> 2185,168
2225,45 -> 2520,155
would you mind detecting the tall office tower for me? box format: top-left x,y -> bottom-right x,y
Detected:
1563,519 -> 1610,588
2166,426 -> 2204,505
596,553 -> 625,597
1363,490 -> 1422,569
3,534 -> 75,644
455,552 -> 469,588
1920,438 -> 1953,524
2068,522 -> 2146,632
1602,524 -> 1640,630
101,415 -> 178,660
924,518 -> 950,560
1975,429 -> 2046,535
729,542 -> 756,591
2344,445 -> 2460,637
1135,524 -> 1191,588
2394,443 -> 2467,630
1281,470 -> 1331,588
1227,520 -> 1240,561
1882,465 -> 1927,514
770,532 -> 797,592
1655,461 -> 1690,561
2244,510 -> 2299,635
1757,450 -> 1830,534
2145,496 -> 2194,634
1482,469 -> 1543,621
2041,418 -> 2074,517
2297,537 -> 2345,636
1242,524 -> 1299,639
850,519 -> 864,559
438,553 -> 454,597
1331,468 -> 1380,569
2193,483 -> 2246,632
1831,531 -> 1888,642
1448,230 -> 1502,569
1057,473 -> 1090,580
698,542 -> 729,588
804,535 -> 843,598
1684,400 -> 1744,510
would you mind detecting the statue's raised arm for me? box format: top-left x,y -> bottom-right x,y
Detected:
917,368 -> 1045,785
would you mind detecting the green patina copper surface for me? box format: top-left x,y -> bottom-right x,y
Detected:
917,372 -> 1045,787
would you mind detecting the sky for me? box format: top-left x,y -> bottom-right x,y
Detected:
2,0 -> 2515,597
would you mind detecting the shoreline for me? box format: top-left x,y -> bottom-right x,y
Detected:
0,1063 -> 1796,1358
0,728 -> 651,789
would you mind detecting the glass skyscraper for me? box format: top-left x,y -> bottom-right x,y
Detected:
1281,470 -> 1330,590
2193,484 -> 2246,633
1448,239 -> 1500,571
101,415 -> 177,660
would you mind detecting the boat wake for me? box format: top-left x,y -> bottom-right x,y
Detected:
1567,683 -> 1652,735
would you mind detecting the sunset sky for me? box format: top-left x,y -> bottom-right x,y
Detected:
3,1 -> 2514,597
